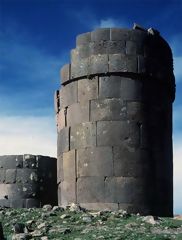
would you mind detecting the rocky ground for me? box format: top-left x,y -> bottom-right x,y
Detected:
0,204 -> 182,240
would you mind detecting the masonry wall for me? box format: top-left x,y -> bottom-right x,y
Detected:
55,27 -> 175,216
0,155 -> 57,208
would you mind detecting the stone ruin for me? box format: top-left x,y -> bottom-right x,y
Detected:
55,26 -> 175,217
0,155 -> 57,208
0,26 -> 175,217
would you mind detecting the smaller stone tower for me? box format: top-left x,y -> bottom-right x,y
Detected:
0,154 -> 57,208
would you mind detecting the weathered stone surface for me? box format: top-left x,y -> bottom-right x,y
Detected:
99,76 -> 123,98
91,28 -> 110,41
57,127 -> 70,154
0,155 -> 23,169
78,77 -> 98,102
127,101 -> 145,121
63,150 -> 76,181
109,54 -> 137,73
54,90 -> 60,113
90,98 -> 126,121
56,109 -> 65,131
23,154 -> 37,168
67,102 -> 89,127
80,202 -> 118,211
110,28 -> 130,41
61,180 -> 76,206
118,203 -> 152,215
105,177 -> 149,204
16,169 -> 38,184
106,40 -> 125,54
5,169 -> 17,183
71,58 -> 89,79
77,147 -> 113,177
0,170 -> 5,183
138,55 -> 146,73
89,41 -> 107,55
97,121 -> 139,147
57,155 -> 63,183
59,81 -> 78,109
25,198 -> 40,208
77,177 -> 105,203
90,54 -> 108,75
126,41 -> 137,55
60,64 -> 70,85
113,146 -> 150,177
70,122 -> 96,149
76,32 -> 91,46
10,198 -> 25,208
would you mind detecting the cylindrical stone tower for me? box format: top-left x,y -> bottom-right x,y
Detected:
0,154 -> 57,208
55,26 -> 175,216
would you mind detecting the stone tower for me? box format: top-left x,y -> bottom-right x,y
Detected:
55,26 -> 175,216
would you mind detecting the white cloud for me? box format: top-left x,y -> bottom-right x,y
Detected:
94,18 -> 129,29
0,116 -> 56,157
173,142 -> 182,214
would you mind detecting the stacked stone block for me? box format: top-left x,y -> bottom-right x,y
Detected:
0,155 -> 57,208
55,27 -> 175,216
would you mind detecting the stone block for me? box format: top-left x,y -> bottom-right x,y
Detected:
97,121 -> 129,146
25,198 -> 40,208
89,41 -> 107,55
71,58 -> 89,79
0,183 -> 21,199
116,177 -> 149,204
16,169 -> 38,184
59,81 -> 78,109
90,98 -> 126,121
127,101 -> 145,121
110,28 -> 130,41
21,183 -> 38,198
23,154 -> 37,168
137,55 -> 146,73
126,41 -> 137,55
106,40 -> 125,54
77,177 -> 105,203
109,54 -> 137,73
99,76 -> 142,101
78,77 -> 98,102
10,198 -> 25,208
0,155 -> 23,169
77,146 -> 113,177
63,150 -> 76,181
57,109 -> 65,131
0,199 -> 10,208
90,54 -> 108,75
71,47 -> 90,61
60,64 -> 70,85
57,183 -> 61,206
57,154 -> 63,183
54,90 -> 60,113
113,146 -> 150,177
79,202 -> 118,211
60,180 -> 76,206
97,121 -> 140,148
0,170 -> 5,183
99,76 -> 122,98
120,78 -> 142,101
70,122 -> 96,149
67,102 -> 89,127
57,127 -> 70,155
76,32 -> 91,46
5,169 -> 17,183
109,54 -> 125,72
91,28 -> 110,41
104,177 -> 116,202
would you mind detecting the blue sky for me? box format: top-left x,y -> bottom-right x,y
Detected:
0,0 -> 182,214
